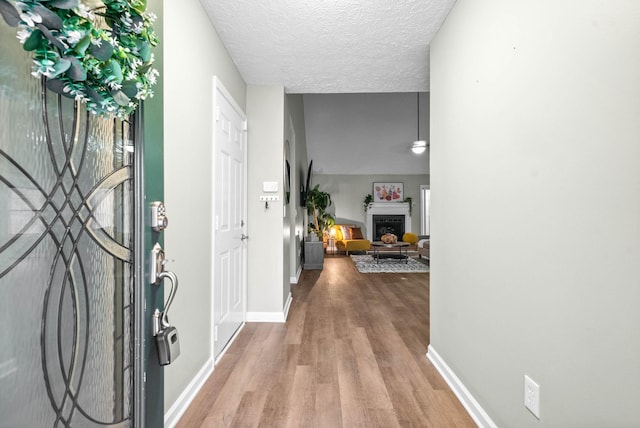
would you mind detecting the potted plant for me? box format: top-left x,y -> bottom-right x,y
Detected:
404,197 -> 413,216
363,194 -> 373,212
306,184 -> 335,240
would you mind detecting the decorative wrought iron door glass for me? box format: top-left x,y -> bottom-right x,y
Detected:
0,23 -> 135,427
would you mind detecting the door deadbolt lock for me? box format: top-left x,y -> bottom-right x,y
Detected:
150,201 -> 168,232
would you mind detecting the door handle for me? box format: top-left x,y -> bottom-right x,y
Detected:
157,271 -> 178,329
153,271 -> 181,366
150,243 -> 181,365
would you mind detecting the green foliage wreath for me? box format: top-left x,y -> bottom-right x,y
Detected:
0,0 -> 158,118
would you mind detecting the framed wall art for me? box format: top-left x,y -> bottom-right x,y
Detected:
373,182 -> 403,202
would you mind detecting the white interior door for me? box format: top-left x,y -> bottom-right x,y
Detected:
213,78 -> 247,361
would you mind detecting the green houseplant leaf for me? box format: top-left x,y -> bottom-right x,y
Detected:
65,56 -> 86,81
0,0 -> 20,27
23,29 -> 43,51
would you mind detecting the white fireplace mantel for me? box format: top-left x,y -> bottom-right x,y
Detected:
366,202 -> 411,241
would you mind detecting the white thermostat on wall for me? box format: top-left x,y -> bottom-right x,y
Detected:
263,181 -> 278,193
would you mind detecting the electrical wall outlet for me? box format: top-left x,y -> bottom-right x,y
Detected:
524,375 -> 540,419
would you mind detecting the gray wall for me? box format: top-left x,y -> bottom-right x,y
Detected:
430,0 -> 640,426
246,85 -> 286,315
304,93 -> 430,175
163,0 -> 247,414
313,174 -> 428,237
285,95 -> 308,281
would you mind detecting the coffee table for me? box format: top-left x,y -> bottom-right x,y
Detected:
371,241 -> 410,263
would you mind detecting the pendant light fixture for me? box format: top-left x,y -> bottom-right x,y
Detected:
412,92 -> 427,154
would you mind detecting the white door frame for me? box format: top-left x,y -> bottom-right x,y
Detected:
420,185 -> 430,236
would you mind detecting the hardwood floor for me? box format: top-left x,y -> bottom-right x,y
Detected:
176,256 -> 475,427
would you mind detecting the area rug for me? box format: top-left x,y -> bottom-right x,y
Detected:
351,255 -> 429,273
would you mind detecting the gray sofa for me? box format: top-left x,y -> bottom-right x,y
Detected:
417,235 -> 429,260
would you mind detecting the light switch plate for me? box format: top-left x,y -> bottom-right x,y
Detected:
263,181 -> 278,192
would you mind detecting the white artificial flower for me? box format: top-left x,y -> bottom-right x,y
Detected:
146,68 -> 159,85
31,59 -> 56,78
16,28 -> 31,44
20,10 -> 42,27
108,82 -> 122,90
65,30 -> 84,44
15,2 -> 29,15
120,12 -> 133,27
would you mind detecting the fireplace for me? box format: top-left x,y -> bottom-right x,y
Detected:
372,215 -> 405,241
365,202 -> 412,241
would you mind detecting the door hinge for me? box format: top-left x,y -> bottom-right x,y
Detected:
215,106 -> 220,122
242,120 -> 248,132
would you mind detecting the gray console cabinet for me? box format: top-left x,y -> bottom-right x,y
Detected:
304,240 -> 324,270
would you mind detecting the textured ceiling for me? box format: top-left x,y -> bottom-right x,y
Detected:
201,0 -> 457,93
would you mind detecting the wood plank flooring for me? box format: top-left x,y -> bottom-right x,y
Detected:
176,256 -> 475,427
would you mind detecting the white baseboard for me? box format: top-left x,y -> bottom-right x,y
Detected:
246,312 -> 286,322
283,292 -> 292,321
290,264 -> 302,284
164,358 -> 214,428
426,345 -> 498,428
247,293 -> 292,323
